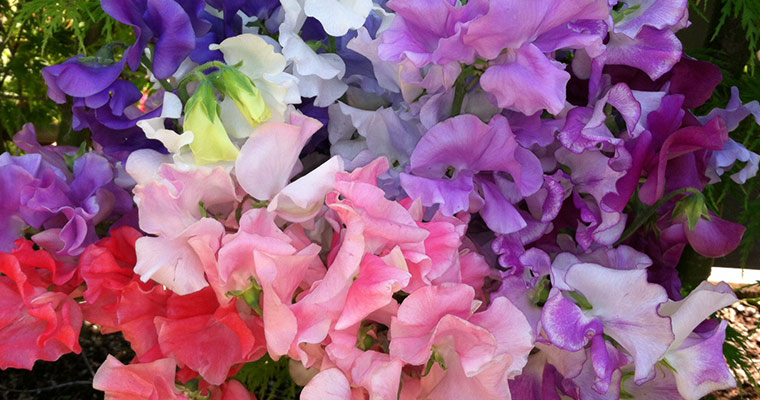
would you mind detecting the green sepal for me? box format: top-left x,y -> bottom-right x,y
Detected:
673,192 -> 710,231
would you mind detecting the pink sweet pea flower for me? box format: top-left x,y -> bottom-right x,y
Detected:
132,164 -> 238,295
93,355 -> 187,400
154,287 -> 265,385
301,368 -> 358,400
209,380 -> 256,400
390,284 -> 533,399
235,113 -> 322,201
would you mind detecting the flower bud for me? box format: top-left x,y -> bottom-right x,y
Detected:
213,66 -> 271,127
184,80 -> 239,164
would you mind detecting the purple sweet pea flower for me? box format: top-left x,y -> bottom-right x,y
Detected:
42,56 -> 128,104
655,281 -> 738,399
378,0 -> 486,68
100,0 -> 197,79
555,146 -> 630,249
605,26 -> 683,81
664,210 -> 745,259
638,96 -> 728,205
400,114 -> 543,234
700,87 -> 760,184
0,153 -> 68,252
0,127 -> 136,255
613,0 -> 689,39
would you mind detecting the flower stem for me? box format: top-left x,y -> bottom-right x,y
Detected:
614,187 -> 700,246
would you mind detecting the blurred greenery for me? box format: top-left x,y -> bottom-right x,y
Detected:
685,0 -> 760,272
0,0 -> 134,152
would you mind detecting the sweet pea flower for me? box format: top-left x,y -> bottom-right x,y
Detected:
303,0 -> 374,37
1,128 -> 134,256
542,262 -> 673,387
656,281 -> 738,399
700,87 -> 760,184
0,247 -> 82,369
390,284 -> 534,399
154,288 -> 265,385
100,0 -> 198,79
235,113 -> 345,223
93,355 -> 187,400
401,114 -> 543,235
279,0 -> 348,106
130,162 -> 238,295
212,34 -> 301,125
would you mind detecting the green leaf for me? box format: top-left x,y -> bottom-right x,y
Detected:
233,354 -> 301,400
612,4 -> 641,24
63,141 -> 88,171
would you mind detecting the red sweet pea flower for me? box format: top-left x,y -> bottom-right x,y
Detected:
0,250 -> 82,369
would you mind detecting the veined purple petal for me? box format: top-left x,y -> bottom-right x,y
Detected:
481,44 -> 570,115
399,171 -> 474,216
542,288 -> 603,351
564,263 -> 673,384
666,321 -> 736,400
463,0 -> 609,60
606,26 -> 682,80
613,0 -> 688,38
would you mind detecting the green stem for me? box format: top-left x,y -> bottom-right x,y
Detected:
141,54 -> 174,92
450,73 -> 468,117
175,61 -> 229,103
614,187 -> 701,246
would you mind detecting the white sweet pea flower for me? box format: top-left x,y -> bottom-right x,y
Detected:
303,0 -> 373,37
137,92 -> 195,154
279,0 -> 348,106
211,34 -> 300,123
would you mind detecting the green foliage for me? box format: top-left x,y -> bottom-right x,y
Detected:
0,0 -> 133,152
232,355 -> 301,400
16,0 -> 120,54
723,309 -> 760,394
713,0 -> 760,71
690,0 -> 760,71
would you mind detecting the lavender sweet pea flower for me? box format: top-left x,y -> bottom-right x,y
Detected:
463,0 -> 610,114
700,87 -> 760,184
656,282 -> 738,399
400,114 -> 543,234
378,0 -> 485,68
1,130 -> 133,256
605,26 -> 683,81
555,147 -> 630,249
542,262 -> 673,386
613,0 -> 689,39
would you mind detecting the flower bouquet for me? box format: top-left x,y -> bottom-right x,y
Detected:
1,0 -> 758,399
